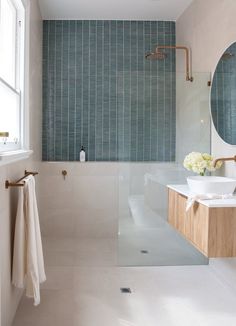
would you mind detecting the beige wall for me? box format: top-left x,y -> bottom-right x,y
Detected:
0,1 -> 42,326
36,162 -> 175,240
37,162 -> 119,239
176,0 -> 236,177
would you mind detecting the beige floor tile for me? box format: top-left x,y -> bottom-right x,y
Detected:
12,238 -> 236,326
41,267 -> 74,290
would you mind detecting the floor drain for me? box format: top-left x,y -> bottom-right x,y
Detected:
140,250 -> 149,254
120,287 -> 132,293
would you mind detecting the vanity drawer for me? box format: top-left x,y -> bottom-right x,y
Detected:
168,188 -> 236,257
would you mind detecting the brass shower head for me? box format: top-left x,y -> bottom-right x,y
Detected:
145,45 -> 194,82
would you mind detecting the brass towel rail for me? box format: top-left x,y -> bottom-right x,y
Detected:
5,170 -> 38,189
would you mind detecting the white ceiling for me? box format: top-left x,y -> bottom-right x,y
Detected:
38,0 -> 194,21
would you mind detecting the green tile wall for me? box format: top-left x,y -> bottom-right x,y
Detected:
43,20 -> 176,161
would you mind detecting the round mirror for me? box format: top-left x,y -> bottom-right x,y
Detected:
211,41 -> 236,144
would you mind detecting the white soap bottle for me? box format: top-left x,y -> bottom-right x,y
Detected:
80,146 -> 86,162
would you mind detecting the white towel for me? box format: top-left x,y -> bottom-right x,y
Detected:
186,193 -> 234,212
12,175 -> 46,306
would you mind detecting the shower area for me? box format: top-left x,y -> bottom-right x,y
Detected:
42,20 -> 211,267
117,68 -> 210,266
114,23 -> 210,265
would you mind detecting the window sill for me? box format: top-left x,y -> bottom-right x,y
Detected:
0,149 -> 33,166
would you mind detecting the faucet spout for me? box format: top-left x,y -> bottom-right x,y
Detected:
213,155 -> 236,168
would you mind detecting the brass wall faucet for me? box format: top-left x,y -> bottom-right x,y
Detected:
213,155 -> 236,167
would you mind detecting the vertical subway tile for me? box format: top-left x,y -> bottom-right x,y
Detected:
42,20 -> 49,160
61,20 -> 69,161
81,20 -> 89,158
130,21 -> 138,161
48,20 -> 56,160
95,20 -> 103,161
75,20 -> 83,160
68,20 -> 76,160
88,20 -> 96,161
117,21 -> 124,161
55,21 -> 63,160
102,20 -> 110,160
42,20 -> 176,162
109,20 -> 118,161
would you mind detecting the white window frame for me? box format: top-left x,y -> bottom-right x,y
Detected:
0,0 -> 32,165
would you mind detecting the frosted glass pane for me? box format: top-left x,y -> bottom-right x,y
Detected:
0,81 -> 20,144
0,0 -> 16,86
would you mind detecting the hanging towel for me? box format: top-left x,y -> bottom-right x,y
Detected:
186,193 -> 234,212
12,186 -> 26,287
12,175 -> 46,306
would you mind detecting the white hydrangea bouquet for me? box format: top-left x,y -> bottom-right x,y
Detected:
183,152 -> 222,176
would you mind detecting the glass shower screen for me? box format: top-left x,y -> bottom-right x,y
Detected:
117,72 -> 211,266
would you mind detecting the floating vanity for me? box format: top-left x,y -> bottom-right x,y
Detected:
168,185 -> 236,258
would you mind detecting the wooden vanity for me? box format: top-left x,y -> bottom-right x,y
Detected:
168,185 -> 236,258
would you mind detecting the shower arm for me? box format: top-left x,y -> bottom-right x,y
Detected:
156,45 -> 193,82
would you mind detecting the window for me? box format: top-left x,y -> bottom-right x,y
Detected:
0,0 -> 25,152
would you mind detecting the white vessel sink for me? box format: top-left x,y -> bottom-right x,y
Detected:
187,176 -> 236,195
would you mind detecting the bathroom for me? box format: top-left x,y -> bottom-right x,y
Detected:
1,0 -> 236,325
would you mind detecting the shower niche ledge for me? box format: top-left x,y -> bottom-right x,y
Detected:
167,185 -> 236,258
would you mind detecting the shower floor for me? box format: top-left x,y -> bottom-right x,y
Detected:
12,237 -> 236,326
119,195 -> 208,266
